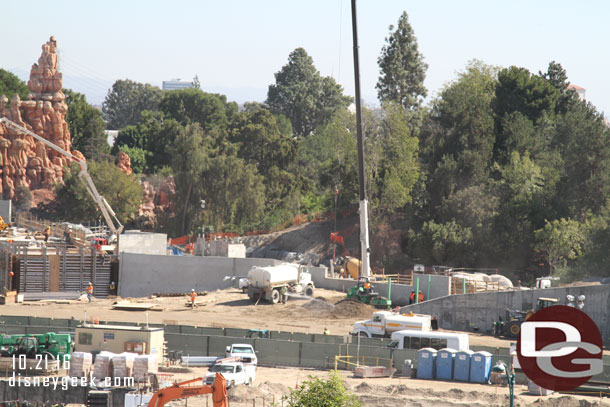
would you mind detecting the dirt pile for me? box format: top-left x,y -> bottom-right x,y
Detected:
301,297 -> 375,319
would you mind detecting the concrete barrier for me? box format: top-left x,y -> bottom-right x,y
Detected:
255,339 -> 300,366
300,342 -> 341,369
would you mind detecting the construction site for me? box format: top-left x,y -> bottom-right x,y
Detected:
0,10 -> 609,407
0,209 -> 606,406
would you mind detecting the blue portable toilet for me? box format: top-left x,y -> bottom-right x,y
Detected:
417,348 -> 437,380
453,350 -> 474,381
470,351 -> 492,383
436,348 -> 457,380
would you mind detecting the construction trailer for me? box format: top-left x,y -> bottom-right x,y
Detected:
75,324 -> 164,361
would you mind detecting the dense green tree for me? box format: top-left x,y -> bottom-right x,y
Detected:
376,11 -> 428,109
169,123 -> 211,235
64,89 -> 109,159
540,61 -> 578,114
409,220 -> 474,265
422,61 -> 497,205
159,88 -> 237,132
112,125 -> 147,152
267,48 -> 351,137
534,218 -> 585,275
494,66 -> 559,127
0,69 -> 29,100
367,103 -> 420,216
102,79 -> 162,129
48,161 -> 142,224
286,371 -> 361,407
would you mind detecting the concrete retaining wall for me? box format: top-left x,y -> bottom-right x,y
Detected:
401,284 -> 610,341
309,267 -> 451,305
118,253 -> 282,297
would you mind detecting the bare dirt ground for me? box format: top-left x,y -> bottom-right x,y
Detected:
153,366 -> 610,407
3,289 -> 606,406
2,287 -> 512,348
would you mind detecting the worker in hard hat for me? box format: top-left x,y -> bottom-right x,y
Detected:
323,327 -> 330,335
190,289 -> 197,308
87,282 -> 94,303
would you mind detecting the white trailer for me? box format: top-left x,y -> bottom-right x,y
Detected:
353,311 -> 432,338
246,263 -> 314,304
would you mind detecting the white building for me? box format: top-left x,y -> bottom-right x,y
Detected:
162,79 -> 193,91
568,84 -> 585,100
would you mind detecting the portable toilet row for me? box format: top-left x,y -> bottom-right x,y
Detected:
416,348 -> 492,383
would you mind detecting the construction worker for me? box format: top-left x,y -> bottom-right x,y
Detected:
280,286 -> 287,304
409,291 -> 415,304
418,291 -> 424,303
323,327 -> 330,335
86,282 -> 93,303
43,227 -> 50,242
363,280 -> 371,295
190,289 -> 197,308
109,281 -> 116,296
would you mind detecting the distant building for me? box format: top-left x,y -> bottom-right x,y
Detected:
162,79 -> 193,91
568,84 -> 586,100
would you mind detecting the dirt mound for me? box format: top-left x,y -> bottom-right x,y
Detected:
531,396 -> 606,407
332,298 -> 376,318
302,298 -> 335,313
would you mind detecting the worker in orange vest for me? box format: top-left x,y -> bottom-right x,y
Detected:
363,281 -> 371,294
87,282 -> 94,303
190,289 -> 197,308
409,291 -> 415,304
418,291 -> 424,303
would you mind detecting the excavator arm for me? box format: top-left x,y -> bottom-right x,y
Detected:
148,373 -> 228,407
0,117 -> 124,239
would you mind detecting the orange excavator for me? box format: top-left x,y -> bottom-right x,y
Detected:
148,373 -> 227,407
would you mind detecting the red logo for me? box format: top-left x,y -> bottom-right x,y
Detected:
517,305 -> 602,391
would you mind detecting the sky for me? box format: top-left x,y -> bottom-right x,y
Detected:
2,0 -> 610,114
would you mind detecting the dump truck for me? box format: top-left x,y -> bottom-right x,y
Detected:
352,311 -> 432,338
246,263 -> 314,304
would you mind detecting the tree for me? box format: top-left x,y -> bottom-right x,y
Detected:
102,79 -> 162,129
376,11 -> 428,110
170,123 -> 210,235
159,88 -> 237,132
267,48 -> 351,137
64,89 -> 109,159
286,371 -> 361,407
534,218 -> 585,274
48,161 -> 142,224
191,75 -> 201,90
0,69 -> 29,100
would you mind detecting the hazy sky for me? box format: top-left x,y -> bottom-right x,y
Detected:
3,1 -> 609,113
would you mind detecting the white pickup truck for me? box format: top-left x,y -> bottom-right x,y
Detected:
225,343 -> 258,365
204,358 -> 256,388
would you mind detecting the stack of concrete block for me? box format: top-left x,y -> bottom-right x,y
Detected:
133,355 -> 158,382
92,351 -> 115,383
112,353 -> 137,379
69,352 -> 93,378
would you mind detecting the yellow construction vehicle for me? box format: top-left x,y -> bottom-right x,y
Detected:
335,256 -> 362,279
0,216 -> 9,232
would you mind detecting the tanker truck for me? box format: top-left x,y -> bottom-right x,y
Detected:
246,263 -> 315,304
352,311 -> 432,338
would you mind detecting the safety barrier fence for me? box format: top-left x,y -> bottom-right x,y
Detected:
2,315 -> 610,382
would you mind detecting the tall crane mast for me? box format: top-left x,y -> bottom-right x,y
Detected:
0,117 -> 124,249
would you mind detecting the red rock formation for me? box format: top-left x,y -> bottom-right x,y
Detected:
117,151 -> 133,175
0,36 -> 84,199
136,176 -> 176,229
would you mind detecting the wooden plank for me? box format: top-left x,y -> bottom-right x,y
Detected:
48,255 -> 60,292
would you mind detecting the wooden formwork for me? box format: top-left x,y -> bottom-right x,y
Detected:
0,242 -> 111,298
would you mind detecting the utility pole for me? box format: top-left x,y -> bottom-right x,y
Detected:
351,0 -> 370,277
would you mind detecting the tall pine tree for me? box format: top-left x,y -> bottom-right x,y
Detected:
376,11 -> 428,110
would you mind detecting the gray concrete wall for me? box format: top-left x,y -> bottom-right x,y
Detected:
309,266 -> 450,306
119,231 -> 167,255
118,253 -> 282,297
401,284 -> 610,341
0,200 -> 11,222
